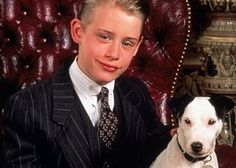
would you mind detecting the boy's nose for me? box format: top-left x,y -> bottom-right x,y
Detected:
106,43 -> 119,59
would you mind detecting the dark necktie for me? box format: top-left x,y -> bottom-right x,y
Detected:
97,87 -> 118,151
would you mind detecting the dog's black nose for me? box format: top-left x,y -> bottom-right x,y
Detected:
191,142 -> 203,153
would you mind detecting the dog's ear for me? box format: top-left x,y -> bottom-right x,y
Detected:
168,94 -> 195,119
209,95 -> 235,119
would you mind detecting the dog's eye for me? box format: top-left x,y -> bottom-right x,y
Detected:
208,119 -> 216,125
184,118 -> 191,125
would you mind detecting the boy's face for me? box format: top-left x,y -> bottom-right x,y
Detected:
71,5 -> 143,85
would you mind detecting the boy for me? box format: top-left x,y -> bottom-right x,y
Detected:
1,0 -> 170,167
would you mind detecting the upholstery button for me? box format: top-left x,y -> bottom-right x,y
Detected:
5,38 -> 10,43
36,49 -> 42,53
16,20 -> 21,25
42,38 -> 47,43
58,12 -> 61,16
24,65 -> 30,69
23,11 -> 27,16
72,49 -> 78,54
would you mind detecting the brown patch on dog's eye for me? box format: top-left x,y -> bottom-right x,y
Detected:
208,119 -> 216,125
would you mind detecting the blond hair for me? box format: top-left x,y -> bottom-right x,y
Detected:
79,0 -> 147,28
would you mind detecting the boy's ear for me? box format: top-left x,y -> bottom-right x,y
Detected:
70,19 -> 83,44
133,36 -> 143,57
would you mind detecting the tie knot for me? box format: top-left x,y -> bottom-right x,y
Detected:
98,87 -> 109,100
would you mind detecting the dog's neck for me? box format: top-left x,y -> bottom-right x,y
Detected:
176,134 -> 212,163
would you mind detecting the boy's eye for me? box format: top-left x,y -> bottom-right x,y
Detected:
122,40 -> 134,47
99,34 -> 110,41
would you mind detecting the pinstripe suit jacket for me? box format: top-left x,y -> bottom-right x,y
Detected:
1,63 -> 170,168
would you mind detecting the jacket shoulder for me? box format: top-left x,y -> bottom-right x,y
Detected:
116,76 -> 150,99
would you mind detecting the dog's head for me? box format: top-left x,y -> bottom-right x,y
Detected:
169,94 -> 235,157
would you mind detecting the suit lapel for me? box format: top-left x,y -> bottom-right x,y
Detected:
51,65 -> 74,125
51,64 -> 93,168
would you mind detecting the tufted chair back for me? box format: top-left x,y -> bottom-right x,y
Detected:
0,0 -> 191,126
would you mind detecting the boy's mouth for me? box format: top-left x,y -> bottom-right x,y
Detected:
99,61 -> 119,72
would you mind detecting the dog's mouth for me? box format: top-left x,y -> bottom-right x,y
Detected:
189,152 -> 209,158
177,135 -> 212,163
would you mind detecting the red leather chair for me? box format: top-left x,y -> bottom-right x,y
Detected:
0,0 -> 236,167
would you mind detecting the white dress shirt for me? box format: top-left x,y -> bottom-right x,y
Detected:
69,57 -> 115,126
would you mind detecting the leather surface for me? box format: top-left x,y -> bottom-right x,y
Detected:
216,144 -> 236,168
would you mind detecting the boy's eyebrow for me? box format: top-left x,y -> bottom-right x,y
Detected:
96,28 -> 140,42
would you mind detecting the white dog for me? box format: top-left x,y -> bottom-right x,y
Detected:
151,95 -> 234,168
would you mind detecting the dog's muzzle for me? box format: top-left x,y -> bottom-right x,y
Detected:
176,134 -> 212,163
